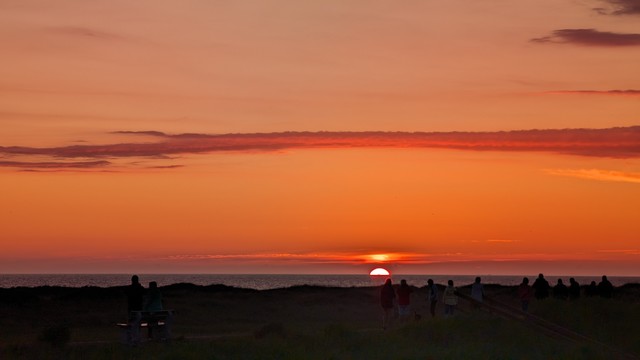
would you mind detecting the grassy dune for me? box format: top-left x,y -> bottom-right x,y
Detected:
1,283 -> 638,359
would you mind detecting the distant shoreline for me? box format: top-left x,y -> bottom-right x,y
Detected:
2,273 -> 640,290
1,281 -> 639,293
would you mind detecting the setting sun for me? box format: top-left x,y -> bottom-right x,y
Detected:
369,268 -> 390,276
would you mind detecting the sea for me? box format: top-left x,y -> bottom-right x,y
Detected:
1,274 -> 638,290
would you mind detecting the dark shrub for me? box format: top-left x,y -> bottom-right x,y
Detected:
254,322 -> 286,339
38,324 -> 71,348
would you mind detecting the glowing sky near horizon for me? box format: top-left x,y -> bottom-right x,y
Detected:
1,0 -> 639,275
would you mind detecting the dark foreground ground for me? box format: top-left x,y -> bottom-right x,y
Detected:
1,283 -> 639,359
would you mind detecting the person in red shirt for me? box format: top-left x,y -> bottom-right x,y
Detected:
518,277 -> 533,312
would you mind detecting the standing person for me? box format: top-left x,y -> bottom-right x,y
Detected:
145,281 -> 163,312
396,279 -> 412,323
124,275 -> 145,345
517,277 -> 533,312
145,281 -> 164,339
380,279 -> 396,330
569,278 -> 580,300
598,275 -> 614,298
585,281 -> 598,297
125,275 -> 145,318
426,279 -> 438,318
553,279 -> 569,300
442,280 -> 458,317
532,273 -> 550,300
470,277 -> 484,310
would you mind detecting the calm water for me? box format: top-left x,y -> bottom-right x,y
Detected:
1,274 -> 638,290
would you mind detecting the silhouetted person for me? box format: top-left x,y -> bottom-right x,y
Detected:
145,281 -> 164,339
553,279 -> 569,300
597,275 -> 614,298
145,281 -> 163,312
427,279 -> 438,318
569,278 -> 580,300
470,276 -> 484,310
380,279 -> 396,329
532,273 -> 550,300
517,277 -> 533,312
443,280 -> 458,316
585,281 -> 598,297
396,279 -> 412,322
125,275 -> 145,319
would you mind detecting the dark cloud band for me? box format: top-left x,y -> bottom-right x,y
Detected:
0,160 -> 111,169
531,28 -> 640,46
545,90 -> 640,96
596,0 -> 640,15
1,127 -> 639,170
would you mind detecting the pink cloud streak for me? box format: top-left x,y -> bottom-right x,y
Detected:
545,168 -> 640,184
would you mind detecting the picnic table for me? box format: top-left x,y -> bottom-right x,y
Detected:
117,310 -> 174,345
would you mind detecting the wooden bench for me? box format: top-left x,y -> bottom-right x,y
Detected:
117,310 -> 174,345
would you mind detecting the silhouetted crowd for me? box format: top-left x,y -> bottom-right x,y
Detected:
517,273 -> 614,311
380,274 -> 617,328
529,273 -> 614,300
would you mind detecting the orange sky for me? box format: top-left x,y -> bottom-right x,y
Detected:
1,0 -> 639,275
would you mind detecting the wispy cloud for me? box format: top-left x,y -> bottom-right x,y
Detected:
1,127 -> 639,170
598,249 -> 640,255
44,26 -> 125,41
146,165 -> 185,169
545,168 -> 640,184
162,252 -> 417,266
163,253 -> 452,265
0,160 -> 111,169
471,239 -> 520,244
531,28 -> 640,46
594,0 -> 640,15
544,90 -> 640,97
160,250 -> 629,267
163,252 -> 431,265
